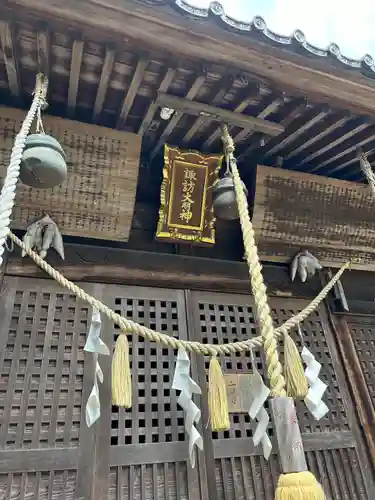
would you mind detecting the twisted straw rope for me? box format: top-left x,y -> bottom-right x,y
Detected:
359,152 -> 375,197
222,126 -> 286,395
8,222 -> 349,358
0,73 -> 47,266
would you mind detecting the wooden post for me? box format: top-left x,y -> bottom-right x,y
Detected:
271,397 -> 307,474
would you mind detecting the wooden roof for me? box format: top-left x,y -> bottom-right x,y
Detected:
140,0 -> 375,80
1,2 -> 375,198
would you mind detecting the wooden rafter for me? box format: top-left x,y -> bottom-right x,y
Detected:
283,111 -> 351,164
314,129 -> 375,174
303,120 -> 371,172
263,107 -> 331,159
0,22 -> 19,97
67,40 -> 84,117
329,147 -> 375,176
238,98 -> 308,160
155,92 -> 284,136
117,58 -> 148,129
36,28 -> 50,78
93,48 -> 116,122
181,74 -> 234,144
202,83 -> 260,149
233,93 -> 285,144
138,67 -> 176,135
150,74 -> 206,159
10,0 -> 375,116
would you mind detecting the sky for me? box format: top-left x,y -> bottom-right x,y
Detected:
191,0 -> 375,59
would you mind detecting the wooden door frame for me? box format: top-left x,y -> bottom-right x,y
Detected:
329,311 -> 375,467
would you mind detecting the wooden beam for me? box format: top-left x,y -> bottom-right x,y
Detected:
93,47 -> 116,122
36,27 -> 50,78
150,74 -> 206,159
67,39 -> 84,117
202,82 -> 260,149
181,74 -> 234,144
299,118 -> 369,171
0,22 -> 20,97
155,91 -> 284,137
5,243 -> 323,298
117,57 -> 148,128
138,67 -> 176,135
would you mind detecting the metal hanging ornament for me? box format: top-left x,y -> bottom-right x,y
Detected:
212,156 -> 248,220
20,101 -> 67,189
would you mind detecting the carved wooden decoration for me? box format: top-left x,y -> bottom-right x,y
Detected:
252,165 -> 375,271
0,107 -> 141,242
156,145 -> 222,245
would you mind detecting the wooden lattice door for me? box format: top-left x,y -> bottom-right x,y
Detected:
0,278 -> 206,500
187,291 -> 375,500
103,284 -> 204,500
0,277 -> 105,499
335,314 -> 375,465
344,316 -> 375,412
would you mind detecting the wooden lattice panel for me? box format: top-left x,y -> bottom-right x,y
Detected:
191,291 -> 374,499
0,278 -> 88,450
108,462 -> 190,500
0,106 -> 141,241
109,291 -> 186,446
103,286 -> 200,500
273,306 -> 349,434
0,470 -> 77,500
215,455 -> 279,500
214,449 -> 369,500
252,165 -> 375,271
193,294 -> 349,441
346,321 -> 375,406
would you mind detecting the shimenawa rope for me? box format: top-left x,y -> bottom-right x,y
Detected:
0,74 -> 48,266
8,212 -> 349,357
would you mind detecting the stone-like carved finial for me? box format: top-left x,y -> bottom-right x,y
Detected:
290,250 -> 322,283
22,215 -> 64,260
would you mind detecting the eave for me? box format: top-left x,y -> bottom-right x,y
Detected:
4,0 -> 375,117
0,1 -> 374,203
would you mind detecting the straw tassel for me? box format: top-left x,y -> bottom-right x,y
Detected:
111,334 -> 132,408
275,471 -> 325,500
208,356 -> 230,431
283,332 -> 309,399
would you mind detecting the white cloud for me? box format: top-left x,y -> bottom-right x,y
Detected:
190,0 -> 375,58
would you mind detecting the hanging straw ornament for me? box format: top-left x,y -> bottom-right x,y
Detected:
208,354 -> 230,431
111,333 -> 132,408
283,329 -> 309,399
221,124 -> 325,500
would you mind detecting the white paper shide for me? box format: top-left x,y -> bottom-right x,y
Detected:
172,348 -> 203,468
247,365 -> 272,460
84,307 -> 110,427
302,346 -> 329,420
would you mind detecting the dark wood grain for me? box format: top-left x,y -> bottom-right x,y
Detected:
6,242 -> 323,298
331,313 -> 375,466
6,0 -> 375,117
